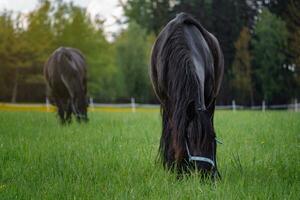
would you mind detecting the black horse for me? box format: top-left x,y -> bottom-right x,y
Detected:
150,13 -> 224,178
44,47 -> 88,124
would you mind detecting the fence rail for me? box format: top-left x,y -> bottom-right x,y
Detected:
0,100 -> 299,112
216,104 -> 300,110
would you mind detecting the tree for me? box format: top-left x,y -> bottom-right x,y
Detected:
115,22 -> 153,102
124,0 -> 260,104
0,11 -> 16,101
266,0 -> 300,99
50,1 -> 121,101
252,8 -> 291,103
124,0 -> 171,35
0,0 -> 126,102
20,0 -> 54,102
0,6 -> 48,103
286,0 -> 300,99
231,27 -> 253,105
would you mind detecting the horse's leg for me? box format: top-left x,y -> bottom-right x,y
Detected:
65,99 -> 72,124
73,97 -> 88,123
82,102 -> 88,123
83,100 -> 88,123
56,98 -> 65,124
70,97 -> 81,123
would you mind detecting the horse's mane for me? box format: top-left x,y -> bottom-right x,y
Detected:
151,13 -> 223,169
151,13 -> 223,101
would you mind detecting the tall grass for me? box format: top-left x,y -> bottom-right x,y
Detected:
0,111 -> 299,199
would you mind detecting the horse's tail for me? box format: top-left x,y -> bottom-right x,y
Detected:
56,47 -> 87,119
56,47 -> 82,98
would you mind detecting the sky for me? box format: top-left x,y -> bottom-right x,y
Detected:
0,0 -> 126,40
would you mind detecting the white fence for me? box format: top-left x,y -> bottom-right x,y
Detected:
215,99 -> 299,112
87,97 -> 299,112
215,103 -> 300,111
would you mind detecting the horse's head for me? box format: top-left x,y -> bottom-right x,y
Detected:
161,102 -> 221,180
183,106 -> 220,179
72,95 -> 89,122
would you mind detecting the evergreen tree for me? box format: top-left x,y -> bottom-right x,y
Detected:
266,0 -> 300,99
252,8 -> 290,103
286,0 -> 300,99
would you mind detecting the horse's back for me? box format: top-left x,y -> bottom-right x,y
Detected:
45,47 -> 86,77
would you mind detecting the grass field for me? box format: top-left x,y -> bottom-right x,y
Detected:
0,110 -> 299,199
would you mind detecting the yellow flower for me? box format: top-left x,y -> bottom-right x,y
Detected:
0,184 -> 6,191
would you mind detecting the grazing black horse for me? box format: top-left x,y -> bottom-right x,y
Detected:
150,13 -> 224,178
44,47 -> 88,124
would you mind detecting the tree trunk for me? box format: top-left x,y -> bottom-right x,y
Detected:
11,68 -> 19,103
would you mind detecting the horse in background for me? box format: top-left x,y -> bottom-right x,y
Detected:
44,47 -> 88,124
150,13 -> 224,178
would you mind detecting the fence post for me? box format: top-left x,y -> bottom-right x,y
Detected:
262,100 -> 265,112
295,99 -> 298,112
90,97 -> 95,112
232,100 -> 236,111
46,97 -> 50,112
131,97 -> 136,113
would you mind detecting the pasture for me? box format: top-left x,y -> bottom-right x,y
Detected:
0,110 -> 299,199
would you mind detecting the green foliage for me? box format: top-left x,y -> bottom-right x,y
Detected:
0,10 -> 42,102
286,0 -> 300,98
231,27 -> 253,105
290,28 -> 300,97
0,111 -> 299,198
264,0 -> 300,99
25,0 -> 54,64
252,9 -> 290,102
115,22 -> 154,101
125,0 -> 171,35
50,2 -> 121,101
0,11 -> 15,99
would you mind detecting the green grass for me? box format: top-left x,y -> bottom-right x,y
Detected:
0,111 -> 299,199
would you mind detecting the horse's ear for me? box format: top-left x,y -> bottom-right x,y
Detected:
187,101 -> 196,121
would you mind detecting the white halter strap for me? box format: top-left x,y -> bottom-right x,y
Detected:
185,141 -> 215,167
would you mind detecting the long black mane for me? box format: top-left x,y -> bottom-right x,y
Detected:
150,13 -> 224,171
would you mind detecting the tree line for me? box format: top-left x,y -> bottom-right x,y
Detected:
0,0 -> 155,103
0,0 -> 299,105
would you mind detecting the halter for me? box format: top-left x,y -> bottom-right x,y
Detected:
184,105 -> 222,169
185,141 -> 215,167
